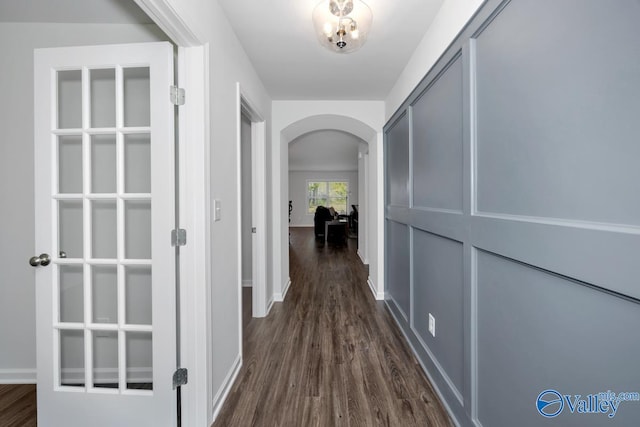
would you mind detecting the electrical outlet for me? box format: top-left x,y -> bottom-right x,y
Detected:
428,313 -> 435,337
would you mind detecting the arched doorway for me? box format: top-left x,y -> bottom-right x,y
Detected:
271,109 -> 385,305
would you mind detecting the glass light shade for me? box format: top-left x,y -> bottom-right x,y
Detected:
312,0 -> 372,53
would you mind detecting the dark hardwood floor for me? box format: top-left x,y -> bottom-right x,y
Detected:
0,384 -> 37,427
213,227 -> 452,427
0,228 -> 451,427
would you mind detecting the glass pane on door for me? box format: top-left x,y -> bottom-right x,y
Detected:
91,135 -> 117,193
91,201 -> 117,259
92,266 -> 117,324
125,266 -> 152,325
60,330 -> 85,387
123,68 -> 150,127
59,265 -> 84,323
93,331 -> 118,389
124,134 -> 151,193
90,69 -> 116,128
126,332 -> 153,390
58,136 -> 83,194
59,201 -> 83,259
57,70 -> 82,129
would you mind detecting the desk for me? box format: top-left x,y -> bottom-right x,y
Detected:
325,219 -> 348,243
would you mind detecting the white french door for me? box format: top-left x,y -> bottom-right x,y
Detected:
33,42 -> 177,426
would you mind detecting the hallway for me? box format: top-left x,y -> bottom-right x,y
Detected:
213,227 -> 452,426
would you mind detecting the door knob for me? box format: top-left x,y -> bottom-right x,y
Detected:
29,253 -> 51,267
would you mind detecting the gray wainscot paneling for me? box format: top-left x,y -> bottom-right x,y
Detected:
412,55 -> 463,213
477,250 -> 640,426
384,0 -> 640,426
386,112 -> 410,207
475,0 -> 640,226
386,220 -> 411,320
413,230 -> 464,398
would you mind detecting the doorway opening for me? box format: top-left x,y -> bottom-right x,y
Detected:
237,86 -> 268,325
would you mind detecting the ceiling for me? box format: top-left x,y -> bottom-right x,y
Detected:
218,0 -> 445,100
0,0 -> 152,24
0,0 -> 445,100
289,130 -> 362,171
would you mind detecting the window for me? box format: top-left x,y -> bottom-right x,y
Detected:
307,181 -> 348,214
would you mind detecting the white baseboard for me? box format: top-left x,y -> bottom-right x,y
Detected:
367,277 -> 384,300
0,368 -> 37,384
266,296 -> 275,315
211,353 -> 242,423
242,279 -> 253,287
357,250 -> 369,265
273,277 -> 291,302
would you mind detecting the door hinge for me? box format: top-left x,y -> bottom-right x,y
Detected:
170,85 -> 185,106
172,368 -> 188,389
171,229 -> 187,247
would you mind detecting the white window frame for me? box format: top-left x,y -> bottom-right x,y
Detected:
306,179 -> 350,215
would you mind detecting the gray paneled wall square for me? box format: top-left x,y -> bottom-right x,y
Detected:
412,55 -> 464,213
475,0 -> 640,225
413,229 -> 464,397
477,250 -> 640,426
386,220 -> 411,320
384,0 -> 640,425
386,113 -> 410,207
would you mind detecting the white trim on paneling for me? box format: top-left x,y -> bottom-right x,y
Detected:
0,369 -> 37,384
210,354 -> 242,423
475,211 -> 640,235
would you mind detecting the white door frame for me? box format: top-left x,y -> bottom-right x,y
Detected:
134,1 -> 210,426
236,84 -> 269,319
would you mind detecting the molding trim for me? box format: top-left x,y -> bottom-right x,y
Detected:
134,0 -> 201,46
242,280 -> 253,287
0,369 -> 37,384
266,296 -> 275,315
367,277 -> 384,300
210,354 -> 242,423
357,250 -> 369,265
274,277 -> 292,302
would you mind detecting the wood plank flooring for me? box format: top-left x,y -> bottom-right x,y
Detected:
0,384 -> 37,427
0,228 -> 451,426
213,227 -> 452,427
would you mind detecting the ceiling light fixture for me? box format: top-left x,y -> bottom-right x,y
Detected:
312,0 -> 372,53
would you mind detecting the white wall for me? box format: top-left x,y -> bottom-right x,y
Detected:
272,101 -> 385,302
161,0 -> 272,422
288,171 -> 358,227
0,22 -> 169,384
240,114 -> 252,285
385,0 -> 486,120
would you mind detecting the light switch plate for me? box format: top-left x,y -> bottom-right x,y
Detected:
214,199 -> 221,221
